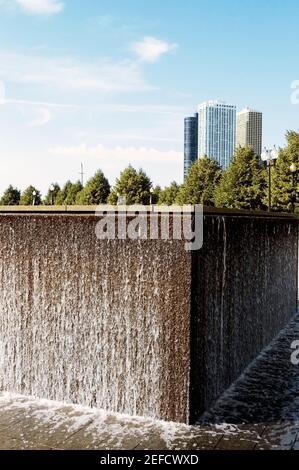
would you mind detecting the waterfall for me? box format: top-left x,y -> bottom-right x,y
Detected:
0,212 -> 297,424
220,216 -> 227,376
0,215 -> 191,422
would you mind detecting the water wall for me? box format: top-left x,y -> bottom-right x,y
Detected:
190,214 -> 298,422
0,210 -> 297,424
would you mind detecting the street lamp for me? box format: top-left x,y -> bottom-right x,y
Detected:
150,188 -> 154,206
290,163 -> 299,213
117,193 -> 126,205
32,190 -> 37,206
50,184 -> 55,205
261,146 -> 279,212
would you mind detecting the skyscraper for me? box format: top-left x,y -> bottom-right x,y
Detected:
198,101 -> 236,169
236,108 -> 263,156
184,113 -> 198,178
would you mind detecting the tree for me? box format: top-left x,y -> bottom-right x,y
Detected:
44,183 -> 61,205
0,185 -> 21,205
76,170 -> 110,205
56,181 -> 72,205
20,186 -> 42,206
108,166 -> 152,205
55,181 -> 83,205
152,186 -> 161,204
64,181 -> 83,205
176,157 -> 222,206
271,131 -> 299,212
214,146 -> 267,210
158,182 -> 180,205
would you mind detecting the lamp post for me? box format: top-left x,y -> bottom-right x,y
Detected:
50,184 -> 55,205
150,188 -> 154,206
32,190 -> 37,206
290,163 -> 299,213
117,193 -> 126,206
261,146 -> 279,212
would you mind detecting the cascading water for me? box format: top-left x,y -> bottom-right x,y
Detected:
0,214 -> 191,423
190,214 -> 298,422
0,211 -> 297,424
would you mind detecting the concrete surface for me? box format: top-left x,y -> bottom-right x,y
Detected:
0,393 -> 297,450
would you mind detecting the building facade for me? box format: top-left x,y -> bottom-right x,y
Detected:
184,113 -> 198,179
236,108 -> 263,157
198,101 -> 236,169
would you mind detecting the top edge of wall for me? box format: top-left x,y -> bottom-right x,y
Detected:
0,205 -> 297,220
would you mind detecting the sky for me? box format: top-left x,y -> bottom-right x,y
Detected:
0,0 -> 299,195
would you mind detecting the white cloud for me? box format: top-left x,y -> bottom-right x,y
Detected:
48,143 -> 181,164
46,144 -> 182,189
15,0 -> 64,15
28,107 -> 52,127
96,14 -> 115,28
92,132 -> 181,144
0,50 -> 154,95
0,141 -> 183,196
131,37 -> 177,63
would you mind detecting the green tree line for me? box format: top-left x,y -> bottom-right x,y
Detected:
1,131 -> 299,212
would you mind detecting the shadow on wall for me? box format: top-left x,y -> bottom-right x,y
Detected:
200,314 -> 299,425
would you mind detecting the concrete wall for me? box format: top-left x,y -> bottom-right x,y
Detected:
0,210 -> 297,424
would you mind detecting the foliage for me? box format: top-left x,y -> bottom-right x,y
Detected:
176,157 -> 222,206
76,170 -> 110,205
271,131 -> 299,212
44,183 -> 61,205
20,186 -> 42,206
108,166 -> 152,205
214,146 -> 267,210
158,182 -> 180,205
0,185 -> 21,205
151,186 -> 161,204
55,181 -> 83,205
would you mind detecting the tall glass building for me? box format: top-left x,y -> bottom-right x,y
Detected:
184,113 -> 198,179
198,101 -> 236,169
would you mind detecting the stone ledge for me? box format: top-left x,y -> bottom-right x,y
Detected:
0,205 -> 297,220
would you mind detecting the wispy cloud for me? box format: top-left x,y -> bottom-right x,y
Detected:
96,14 -> 115,28
131,37 -> 178,63
5,98 -> 79,109
90,14 -> 159,35
4,99 -> 186,118
15,0 -> 64,15
0,50 -> 155,96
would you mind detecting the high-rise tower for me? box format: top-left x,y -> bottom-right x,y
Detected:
184,113 -> 198,179
237,108 -> 263,156
197,101 -> 236,169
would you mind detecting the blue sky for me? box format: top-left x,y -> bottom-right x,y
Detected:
0,0 -> 299,195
